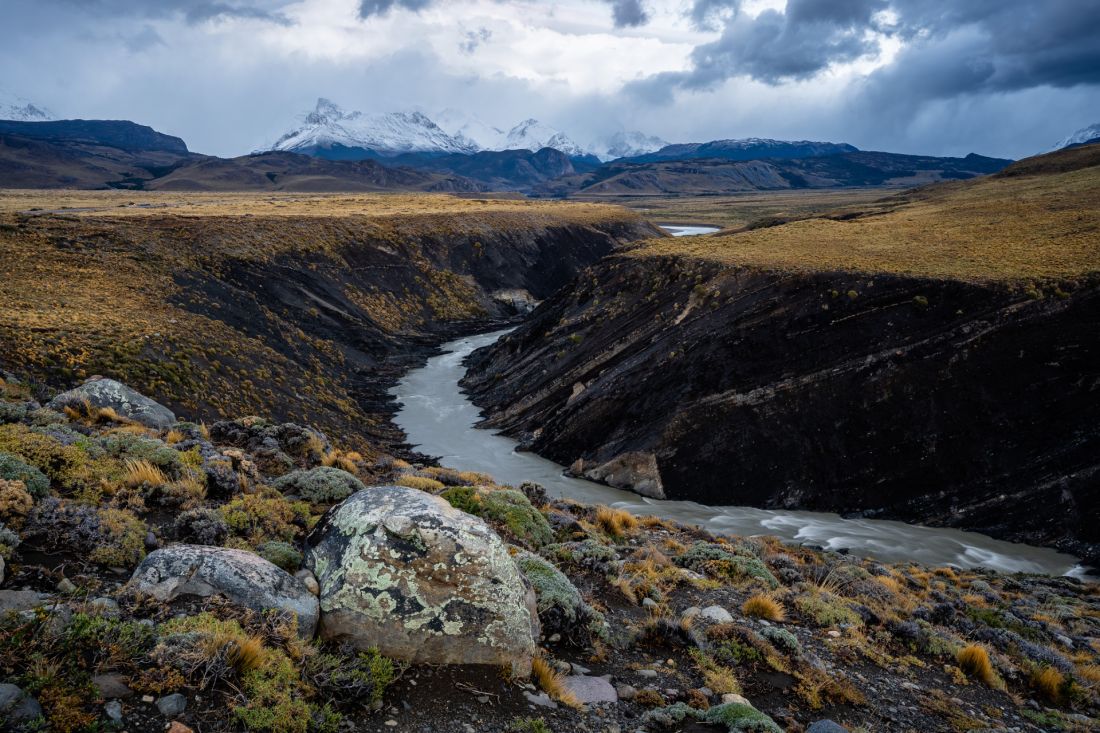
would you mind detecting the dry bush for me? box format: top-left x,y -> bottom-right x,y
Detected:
1031,666 -> 1065,703
121,458 -> 168,488
595,506 -> 639,537
742,594 -> 786,622
957,644 -> 999,688
531,657 -> 581,709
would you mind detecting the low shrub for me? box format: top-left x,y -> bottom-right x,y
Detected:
273,466 -> 365,504
514,550 -> 608,642
175,507 -> 230,545
394,475 -> 445,492
0,479 -> 34,527
957,644 -> 998,687
0,450 -> 51,498
220,492 -> 310,544
742,594 -> 785,622
703,702 -> 783,732
89,508 -> 147,568
676,542 -> 778,588
258,541 -> 303,573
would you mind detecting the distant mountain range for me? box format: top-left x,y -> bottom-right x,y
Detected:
1,91 -> 1067,194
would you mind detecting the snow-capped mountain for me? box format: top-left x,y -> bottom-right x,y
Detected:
594,131 -> 669,161
0,90 -> 54,122
267,98 -> 477,157
502,119 -> 589,158
1053,123 -> 1100,151
433,108 -> 506,152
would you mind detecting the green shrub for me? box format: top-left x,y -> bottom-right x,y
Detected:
258,541 -> 303,573
303,646 -> 396,707
273,467 -> 365,504
0,402 -> 27,424
794,589 -> 862,627
440,486 -> 480,514
0,452 -> 50,498
675,542 -> 778,588
514,550 -> 608,642
703,702 -> 783,732
478,489 -> 553,548
90,508 -> 147,568
760,626 -> 801,654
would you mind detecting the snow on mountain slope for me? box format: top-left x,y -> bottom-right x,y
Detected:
595,130 -> 669,161
0,90 -> 54,122
268,98 -> 477,156
1054,123 -> 1100,151
434,108 -> 506,151
503,119 -> 589,157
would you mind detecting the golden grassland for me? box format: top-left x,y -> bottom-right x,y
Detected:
0,188 -> 632,221
631,149 -> 1100,283
575,187 -> 898,229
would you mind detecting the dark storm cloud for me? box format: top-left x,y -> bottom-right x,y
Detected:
606,0 -> 649,28
688,0 -> 740,31
358,0 -> 433,18
638,0 -> 1100,104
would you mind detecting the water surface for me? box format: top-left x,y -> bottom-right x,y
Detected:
392,330 -> 1089,577
659,224 -> 722,236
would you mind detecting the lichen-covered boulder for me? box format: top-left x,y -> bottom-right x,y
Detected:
127,545 -> 318,637
304,486 -> 539,673
48,378 -> 175,430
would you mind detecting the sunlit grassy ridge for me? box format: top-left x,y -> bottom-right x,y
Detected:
0,191 -> 647,449
631,146 -> 1100,283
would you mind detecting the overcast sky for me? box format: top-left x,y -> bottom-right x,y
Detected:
3,0 -> 1098,158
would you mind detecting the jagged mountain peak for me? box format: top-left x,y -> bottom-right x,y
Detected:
0,90 -> 55,122
1054,122 -> 1100,151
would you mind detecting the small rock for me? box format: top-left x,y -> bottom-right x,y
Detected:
698,686 -> 714,699
145,531 -> 159,550
641,598 -> 658,609
93,673 -> 133,699
900,681 -> 921,692
156,693 -> 187,717
167,723 -> 194,733
615,684 -> 638,700
524,691 -> 558,708
57,577 -> 77,594
104,700 -> 123,723
561,675 -> 618,704
807,721 -> 850,733
571,662 -> 592,675
637,669 -> 658,678
476,695 -> 490,704
294,569 -> 319,596
385,720 -> 398,727
827,630 -> 842,638
89,597 -> 121,617
141,694 -> 155,703
0,590 -> 47,614
548,633 -> 562,643
721,693 -> 752,706
0,683 -> 43,725
698,605 -> 734,623
48,378 -> 176,429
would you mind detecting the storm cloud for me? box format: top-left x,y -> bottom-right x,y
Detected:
1,0 -> 1097,159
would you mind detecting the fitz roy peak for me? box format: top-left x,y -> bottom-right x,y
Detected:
268,98 -> 477,158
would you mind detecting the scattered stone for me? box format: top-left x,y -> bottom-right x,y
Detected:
642,597 -> 658,609
827,630 -> 842,638
698,605 -> 734,623
48,378 -> 176,429
0,683 -> 42,726
304,486 -> 539,672
104,700 -> 123,723
295,568 -> 320,596
128,545 -> 319,637
615,684 -> 638,700
721,693 -> 752,706
57,577 -> 76,593
156,693 -> 187,717
167,723 -> 194,733
0,590 -> 47,614
561,675 -> 618,704
524,691 -> 558,708
571,662 -> 592,675
89,597 -> 121,617
141,695 -> 155,703
93,673 -> 134,699
807,721 -> 850,733
145,531 -> 159,550
637,669 -> 658,678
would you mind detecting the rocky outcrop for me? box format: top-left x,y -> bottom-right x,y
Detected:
304,486 -> 539,672
128,545 -> 319,637
49,378 -> 176,429
463,255 -> 1100,563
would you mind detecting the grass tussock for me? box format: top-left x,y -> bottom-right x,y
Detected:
1031,666 -> 1065,703
595,505 -> 639,537
121,458 -> 168,488
957,644 -> 1000,688
531,657 -> 582,709
741,594 -> 785,622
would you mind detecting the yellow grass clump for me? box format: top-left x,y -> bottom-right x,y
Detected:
531,657 -> 582,709
394,475 -> 445,492
957,644 -> 997,687
121,458 -> 168,488
742,593 -> 786,622
1031,665 -> 1065,703
595,505 -> 639,537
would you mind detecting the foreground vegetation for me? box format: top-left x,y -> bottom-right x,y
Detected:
0,374 -> 1098,732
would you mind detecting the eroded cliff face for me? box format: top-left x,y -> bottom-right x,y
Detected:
462,254 -> 1100,562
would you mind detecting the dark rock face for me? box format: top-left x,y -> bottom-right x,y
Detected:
128,545 -> 319,637
462,255 -> 1100,563
304,486 -> 539,672
48,378 -> 176,429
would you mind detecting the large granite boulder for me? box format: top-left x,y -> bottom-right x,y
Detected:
304,486 -> 539,673
49,378 -> 175,429
128,545 -> 318,637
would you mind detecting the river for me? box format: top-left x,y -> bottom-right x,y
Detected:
391,329 -> 1088,577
